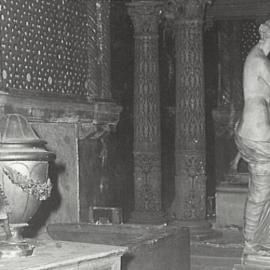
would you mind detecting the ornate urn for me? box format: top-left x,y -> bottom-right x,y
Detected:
0,114 -> 55,257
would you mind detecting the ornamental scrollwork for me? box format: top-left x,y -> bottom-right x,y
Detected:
179,152 -> 206,219
134,152 -> 160,175
184,153 -> 206,182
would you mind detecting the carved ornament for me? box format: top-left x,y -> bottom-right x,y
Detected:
2,166 -> 52,201
78,122 -> 111,140
134,152 -> 161,212
127,1 -> 163,36
175,151 -> 206,219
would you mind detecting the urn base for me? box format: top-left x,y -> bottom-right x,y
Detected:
0,241 -> 34,258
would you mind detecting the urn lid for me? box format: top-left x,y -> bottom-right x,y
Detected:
0,114 -> 44,145
0,114 -> 55,161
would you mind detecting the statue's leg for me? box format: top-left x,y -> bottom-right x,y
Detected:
244,169 -> 270,255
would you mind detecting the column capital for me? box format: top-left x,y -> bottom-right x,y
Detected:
127,1 -> 162,36
165,0 -> 211,21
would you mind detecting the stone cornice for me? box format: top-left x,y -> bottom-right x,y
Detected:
206,0 -> 270,20
0,93 -> 122,139
0,93 -> 121,123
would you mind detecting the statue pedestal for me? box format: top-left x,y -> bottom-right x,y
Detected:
216,173 -> 248,228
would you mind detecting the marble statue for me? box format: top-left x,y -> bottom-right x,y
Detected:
235,19 -> 270,256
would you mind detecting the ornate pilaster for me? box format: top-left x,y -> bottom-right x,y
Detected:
84,0 -> 114,100
96,0 -> 112,99
127,1 -> 164,224
85,1 -> 99,99
168,0 -> 215,234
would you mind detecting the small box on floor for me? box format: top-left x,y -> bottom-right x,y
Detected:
89,206 -> 122,224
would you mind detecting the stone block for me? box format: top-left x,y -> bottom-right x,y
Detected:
47,223 -> 190,270
0,240 -> 126,270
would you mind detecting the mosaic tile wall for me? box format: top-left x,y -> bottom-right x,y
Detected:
0,0 -> 99,100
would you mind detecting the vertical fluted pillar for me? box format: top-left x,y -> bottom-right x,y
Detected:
170,0 -> 215,235
96,0 -> 112,99
127,1 -> 164,224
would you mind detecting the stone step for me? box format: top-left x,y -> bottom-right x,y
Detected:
191,231 -> 243,270
191,254 -> 241,270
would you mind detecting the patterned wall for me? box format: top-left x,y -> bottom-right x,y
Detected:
0,0 -> 98,100
241,20 -> 260,62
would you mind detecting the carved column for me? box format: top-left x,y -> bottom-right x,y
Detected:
127,1 -> 164,224
169,0 -> 215,235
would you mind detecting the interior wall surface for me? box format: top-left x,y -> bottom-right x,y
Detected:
0,0 -> 121,233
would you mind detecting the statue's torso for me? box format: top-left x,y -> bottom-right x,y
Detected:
238,46 -> 270,141
238,97 -> 270,141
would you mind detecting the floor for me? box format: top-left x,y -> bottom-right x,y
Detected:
191,226 -> 244,270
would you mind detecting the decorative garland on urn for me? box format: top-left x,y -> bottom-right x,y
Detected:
0,184 -> 11,217
1,165 -> 52,201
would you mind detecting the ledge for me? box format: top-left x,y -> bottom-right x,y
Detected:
216,182 -> 248,193
0,92 -> 122,125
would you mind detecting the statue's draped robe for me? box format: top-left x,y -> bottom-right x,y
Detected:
235,132 -> 270,247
